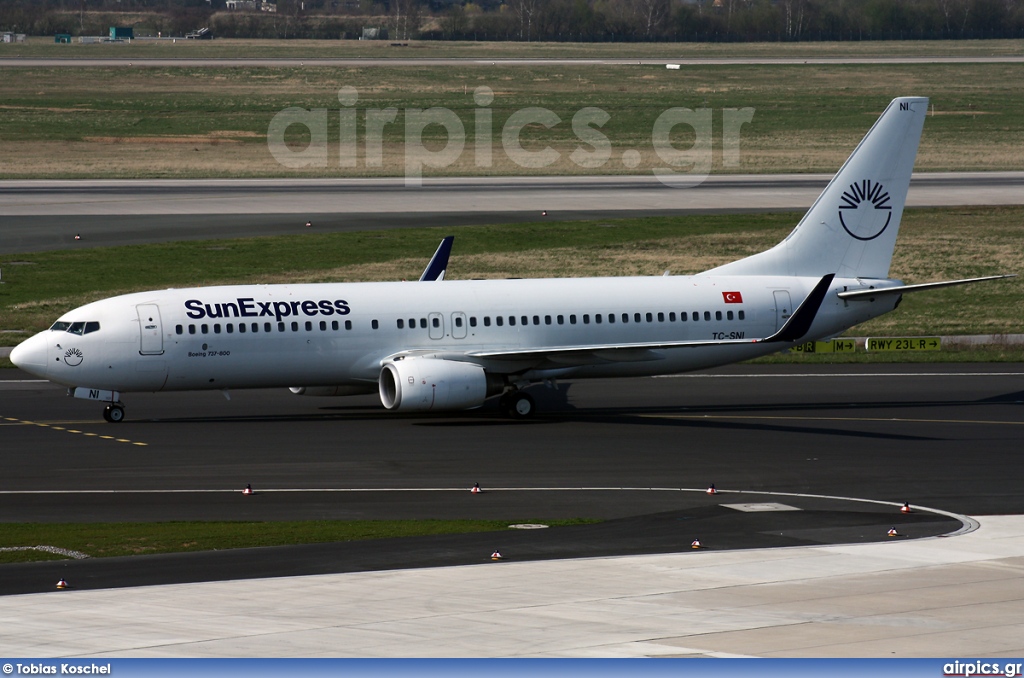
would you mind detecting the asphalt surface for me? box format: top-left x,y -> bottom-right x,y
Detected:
3,173 -> 1023,254
1,363 -> 1020,595
3,57 -> 1024,68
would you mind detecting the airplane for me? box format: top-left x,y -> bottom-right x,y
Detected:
10,96 -> 1013,423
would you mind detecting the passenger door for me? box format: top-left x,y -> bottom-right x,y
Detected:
136,304 -> 164,355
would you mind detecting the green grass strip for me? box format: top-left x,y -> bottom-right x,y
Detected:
0,519 -> 600,563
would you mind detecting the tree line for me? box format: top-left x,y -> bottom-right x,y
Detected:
2,0 -> 1023,41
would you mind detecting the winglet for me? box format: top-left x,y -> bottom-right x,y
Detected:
419,236 -> 454,282
761,274 -> 835,343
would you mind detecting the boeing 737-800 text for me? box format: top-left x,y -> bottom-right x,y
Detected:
10,97 -> 1012,421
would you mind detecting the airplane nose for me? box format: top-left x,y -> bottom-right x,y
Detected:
10,334 -> 48,372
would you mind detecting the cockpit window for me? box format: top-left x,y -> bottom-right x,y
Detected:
50,321 -> 100,335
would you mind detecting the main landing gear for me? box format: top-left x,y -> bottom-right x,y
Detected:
499,391 -> 535,419
102,403 -> 125,423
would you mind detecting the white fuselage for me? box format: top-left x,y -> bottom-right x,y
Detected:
12,274 -> 898,395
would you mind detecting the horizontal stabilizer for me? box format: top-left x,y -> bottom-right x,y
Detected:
837,274 -> 1015,300
419,236 -> 454,282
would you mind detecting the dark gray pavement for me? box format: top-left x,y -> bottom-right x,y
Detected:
1,363 -> 1020,594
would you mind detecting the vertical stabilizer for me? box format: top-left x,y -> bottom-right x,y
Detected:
704,97 -> 927,279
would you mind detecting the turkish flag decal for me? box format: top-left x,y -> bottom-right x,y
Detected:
722,291 -> 743,303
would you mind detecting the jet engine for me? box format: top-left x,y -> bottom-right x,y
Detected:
379,357 -> 502,412
289,385 -> 377,397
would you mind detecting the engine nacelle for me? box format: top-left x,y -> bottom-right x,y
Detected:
289,385 -> 376,397
379,357 -> 501,412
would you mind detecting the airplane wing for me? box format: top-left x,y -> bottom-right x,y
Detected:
837,274 -> 1015,300
419,236 -> 455,282
462,275 -> 836,366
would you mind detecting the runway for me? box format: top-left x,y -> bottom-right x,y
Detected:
3,56 -> 1024,68
3,172 -> 1023,253
1,363 -> 1023,655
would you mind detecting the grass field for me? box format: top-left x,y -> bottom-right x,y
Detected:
1,207 -> 1021,345
0,518 -> 597,564
0,59 -> 1022,178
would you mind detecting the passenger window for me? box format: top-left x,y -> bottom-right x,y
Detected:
570,315 -> 577,324
669,312 -> 676,322
372,319 -> 379,330
432,317 -> 440,328
608,314 -> 614,324
470,317 -> 478,327
484,316 -> 491,327
397,319 -> 404,329
645,313 -> 653,323
265,323 -> 272,332
226,324 -> 233,334
420,318 -> 427,329
715,311 -> 722,321
622,313 -> 629,323
345,320 -> 352,330
455,317 -> 463,328
189,325 -> 196,335
738,310 -> 746,320
658,312 -> 665,322
532,316 -> 539,325
214,324 -> 222,334
727,311 -> 734,320
291,322 -> 299,332
704,311 -> 711,321
692,312 -> 699,322
319,321 -> 326,331
332,321 -> 339,330
278,322 -> 285,332
175,325 -> 183,335
252,323 -> 259,333
634,313 -> 641,323
509,316 -> 516,326
202,324 -> 209,334
680,313 -> 686,322
557,315 -> 564,325
595,314 -> 602,324
85,322 -> 100,334
583,315 -> 590,324
304,321 -> 312,331
545,315 -> 551,325
239,323 -> 246,333
496,316 -> 503,327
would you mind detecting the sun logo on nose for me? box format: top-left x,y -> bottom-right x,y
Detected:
838,179 -> 892,241
64,348 -> 84,367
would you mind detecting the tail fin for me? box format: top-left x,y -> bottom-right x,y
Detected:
704,96 -> 928,279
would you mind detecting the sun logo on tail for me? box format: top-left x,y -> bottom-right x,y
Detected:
838,179 -> 892,241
